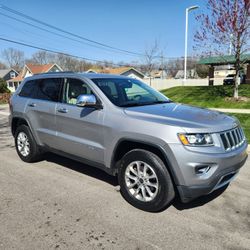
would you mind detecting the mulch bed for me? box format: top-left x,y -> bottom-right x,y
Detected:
0,93 -> 12,104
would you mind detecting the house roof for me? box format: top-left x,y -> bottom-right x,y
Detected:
87,67 -> 145,77
8,63 -> 62,83
0,68 -> 18,78
0,69 -> 10,78
26,63 -> 58,74
198,54 -> 250,66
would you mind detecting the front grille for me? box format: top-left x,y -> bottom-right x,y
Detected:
220,126 -> 245,151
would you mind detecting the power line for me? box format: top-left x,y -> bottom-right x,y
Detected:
0,4 -> 177,61
0,37 -> 133,67
0,4 -> 144,57
0,11 -> 145,57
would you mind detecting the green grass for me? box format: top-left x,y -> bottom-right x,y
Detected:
228,113 -> 250,142
161,85 -> 250,109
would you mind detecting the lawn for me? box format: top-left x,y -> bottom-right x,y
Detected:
161,84 -> 250,109
228,113 -> 250,142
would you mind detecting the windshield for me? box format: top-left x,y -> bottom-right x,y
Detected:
92,78 -> 171,107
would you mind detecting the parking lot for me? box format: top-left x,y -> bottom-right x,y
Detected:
0,105 -> 250,250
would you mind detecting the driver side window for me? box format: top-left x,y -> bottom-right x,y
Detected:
63,78 -> 93,105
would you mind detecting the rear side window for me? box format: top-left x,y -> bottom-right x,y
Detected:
19,80 -> 38,98
36,78 -> 62,102
19,78 -> 63,102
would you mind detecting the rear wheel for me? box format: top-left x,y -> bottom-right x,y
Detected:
15,125 -> 42,162
118,149 -> 175,212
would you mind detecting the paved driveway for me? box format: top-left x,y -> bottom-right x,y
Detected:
0,108 -> 250,250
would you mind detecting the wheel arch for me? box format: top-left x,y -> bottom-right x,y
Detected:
11,117 -> 29,136
110,139 -> 178,185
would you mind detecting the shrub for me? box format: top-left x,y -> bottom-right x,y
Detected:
0,78 -> 10,93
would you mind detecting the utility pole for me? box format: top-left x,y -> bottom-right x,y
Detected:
184,5 -> 199,83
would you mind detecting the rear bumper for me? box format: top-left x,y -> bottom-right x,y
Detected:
177,154 -> 247,203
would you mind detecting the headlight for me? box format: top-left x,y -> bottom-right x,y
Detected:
178,133 -> 214,146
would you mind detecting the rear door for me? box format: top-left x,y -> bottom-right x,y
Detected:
21,77 -> 63,148
55,78 -> 105,164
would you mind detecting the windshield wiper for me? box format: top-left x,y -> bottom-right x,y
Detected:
120,100 -> 172,107
120,103 -> 144,107
150,100 -> 172,104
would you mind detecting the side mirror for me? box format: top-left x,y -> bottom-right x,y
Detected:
76,94 -> 100,108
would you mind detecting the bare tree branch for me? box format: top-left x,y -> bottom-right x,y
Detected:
1,48 -> 24,72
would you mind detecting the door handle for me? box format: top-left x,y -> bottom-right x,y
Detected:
28,103 -> 36,107
57,108 -> 68,113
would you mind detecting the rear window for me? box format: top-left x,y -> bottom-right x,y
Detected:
36,78 -> 62,102
19,78 -> 63,102
19,80 -> 38,98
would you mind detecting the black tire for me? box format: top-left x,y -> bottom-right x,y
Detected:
15,125 -> 42,163
118,149 -> 175,212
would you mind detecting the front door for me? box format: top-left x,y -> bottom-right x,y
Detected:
55,78 -> 105,164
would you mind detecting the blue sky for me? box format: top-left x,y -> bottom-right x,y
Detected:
0,0 -> 206,64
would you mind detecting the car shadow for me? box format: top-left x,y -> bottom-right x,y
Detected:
42,152 -> 228,212
43,152 -> 118,187
172,184 -> 229,210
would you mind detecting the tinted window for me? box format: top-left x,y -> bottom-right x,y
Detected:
63,78 -> 93,105
36,78 -> 62,102
19,80 -> 38,98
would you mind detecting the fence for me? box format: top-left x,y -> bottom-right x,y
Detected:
143,78 -> 224,90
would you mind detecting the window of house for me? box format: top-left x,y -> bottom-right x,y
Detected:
8,82 -> 13,88
10,72 -> 16,78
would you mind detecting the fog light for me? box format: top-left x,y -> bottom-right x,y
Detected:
195,165 -> 211,175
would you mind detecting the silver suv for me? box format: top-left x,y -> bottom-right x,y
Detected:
9,72 -> 248,212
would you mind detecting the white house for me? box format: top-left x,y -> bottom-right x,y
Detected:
0,68 -> 19,84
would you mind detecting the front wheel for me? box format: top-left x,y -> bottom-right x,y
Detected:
118,149 -> 175,212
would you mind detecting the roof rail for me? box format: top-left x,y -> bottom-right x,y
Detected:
33,71 -> 75,75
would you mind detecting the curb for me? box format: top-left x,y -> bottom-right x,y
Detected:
210,108 -> 250,114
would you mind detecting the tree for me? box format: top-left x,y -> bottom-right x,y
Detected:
166,58 -> 198,78
1,48 -> 25,72
195,0 -> 250,98
29,50 -> 56,64
196,64 -> 210,78
144,40 -> 160,85
0,61 -> 7,70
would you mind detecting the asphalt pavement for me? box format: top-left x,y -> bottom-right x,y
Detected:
0,106 -> 250,250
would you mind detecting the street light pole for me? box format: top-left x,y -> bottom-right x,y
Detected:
184,5 -> 199,82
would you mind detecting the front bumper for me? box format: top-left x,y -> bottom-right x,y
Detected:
177,155 -> 247,202
165,141 -> 248,203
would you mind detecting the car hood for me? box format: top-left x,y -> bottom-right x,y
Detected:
123,103 -> 238,133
